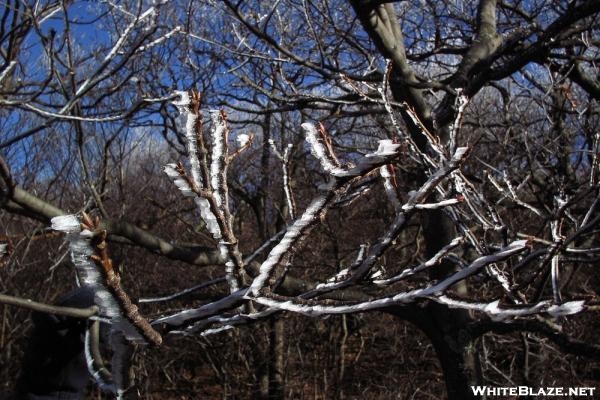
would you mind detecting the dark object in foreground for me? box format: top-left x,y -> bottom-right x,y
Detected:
16,289 -> 95,400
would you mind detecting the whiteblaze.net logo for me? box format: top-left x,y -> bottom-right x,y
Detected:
470,386 -> 596,397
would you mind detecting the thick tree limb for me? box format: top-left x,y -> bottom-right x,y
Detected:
8,186 -> 224,266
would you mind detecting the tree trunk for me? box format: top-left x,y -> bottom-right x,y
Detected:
268,317 -> 285,399
386,304 -> 478,400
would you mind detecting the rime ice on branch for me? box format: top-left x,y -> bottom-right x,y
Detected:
80,85 -> 588,351
166,90 -> 247,293
52,214 -> 161,397
51,215 -> 145,342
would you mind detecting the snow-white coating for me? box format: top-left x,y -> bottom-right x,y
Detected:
220,243 -> 239,292
236,133 -> 250,147
322,209 -> 407,292
249,191 -> 333,296
282,144 -> 295,219
73,4 -> 157,100
437,296 -> 548,322
171,308 -> 277,336
163,163 -> 180,179
51,214 -> 81,233
321,244 -> 369,286
410,198 -> 461,210
332,140 -> 409,179
172,91 -> 203,189
166,96 -> 228,241
136,26 -> 181,53
301,123 -> 346,176
84,328 -> 116,393
438,297 -> 586,321
0,61 -> 16,85
250,240 -> 529,317
547,300 -> 585,317
163,164 -> 196,197
448,92 -> 469,153
302,122 -> 409,180
269,139 -> 296,219
368,266 -> 386,280
424,240 -> 528,295
366,140 -> 401,157
374,237 -> 464,286
380,165 -> 401,211
194,197 -> 222,239
487,172 -> 544,217
550,217 -> 564,304
153,289 -> 246,326
324,267 -> 350,285
209,111 -> 227,211
171,90 -> 190,110
139,277 -> 226,303
208,111 -> 240,293
185,119 -> 203,188
51,215 -> 144,342
310,149 -> 469,294
378,79 -> 407,144
163,163 -> 221,237
243,229 -> 286,264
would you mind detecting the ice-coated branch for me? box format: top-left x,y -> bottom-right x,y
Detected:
209,110 -> 229,214
373,237 -> 464,286
448,89 -> 469,154
168,93 -> 246,293
0,61 -> 16,85
163,162 -> 222,238
436,296 -> 585,321
302,122 -> 346,176
248,132 -> 407,297
85,321 -> 115,393
401,103 -> 447,161
253,290 -> 585,322
311,148 -> 469,294
153,289 -> 246,326
243,229 -> 286,265
550,196 -> 566,304
248,188 -> 336,296
53,2 -> 161,119
172,91 -> 205,190
207,110 -> 244,292
136,26 -> 182,53
229,133 -> 254,160
251,240 -> 532,317
270,139 -> 296,219
139,277 -> 227,304
170,308 -> 278,336
488,172 -> 545,217
379,61 -> 406,142
51,214 -> 161,345
51,216 -> 142,340
380,165 -> 401,211
410,197 -> 462,210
